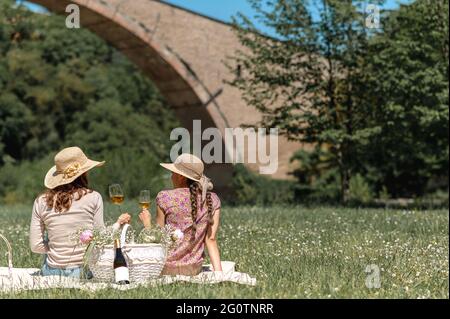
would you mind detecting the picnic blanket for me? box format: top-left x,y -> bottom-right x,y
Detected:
0,261 -> 256,292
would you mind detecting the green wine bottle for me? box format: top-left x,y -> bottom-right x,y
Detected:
113,239 -> 130,285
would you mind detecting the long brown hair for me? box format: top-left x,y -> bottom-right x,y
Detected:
188,179 -> 214,238
44,173 -> 92,213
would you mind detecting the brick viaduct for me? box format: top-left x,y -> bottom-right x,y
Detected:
30,0 -> 301,188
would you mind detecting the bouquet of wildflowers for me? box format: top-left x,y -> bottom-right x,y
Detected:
72,223 -> 182,257
71,224 -> 134,247
71,224 -> 134,273
136,224 -> 184,250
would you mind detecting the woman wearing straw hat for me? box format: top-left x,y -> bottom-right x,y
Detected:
139,153 -> 223,276
29,146 -> 130,278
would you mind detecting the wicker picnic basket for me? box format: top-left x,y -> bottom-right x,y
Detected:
88,225 -> 167,283
0,234 -> 13,280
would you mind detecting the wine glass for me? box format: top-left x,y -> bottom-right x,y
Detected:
139,190 -> 151,210
109,184 -> 124,213
139,190 -> 151,228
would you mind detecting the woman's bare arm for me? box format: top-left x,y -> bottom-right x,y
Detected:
156,205 -> 165,228
139,206 -> 165,229
205,208 -> 222,271
139,209 -> 152,229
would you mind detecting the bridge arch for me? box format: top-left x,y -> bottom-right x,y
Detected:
28,0 -> 301,187
30,0 -> 236,187
31,0 -> 219,130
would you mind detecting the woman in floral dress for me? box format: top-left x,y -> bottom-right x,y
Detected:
139,154 -> 222,276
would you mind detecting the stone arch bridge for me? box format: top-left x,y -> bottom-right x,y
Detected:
30,0 -> 301,188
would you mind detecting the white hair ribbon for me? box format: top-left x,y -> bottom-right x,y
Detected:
199,175 -> 213,205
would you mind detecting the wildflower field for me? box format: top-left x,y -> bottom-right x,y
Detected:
0,204 -> 448,299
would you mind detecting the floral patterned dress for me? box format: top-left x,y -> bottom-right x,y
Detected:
156,188 -> 221,275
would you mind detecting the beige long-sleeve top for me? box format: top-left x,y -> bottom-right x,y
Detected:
29,191 -> 105,268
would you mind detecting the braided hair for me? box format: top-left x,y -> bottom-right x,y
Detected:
188,179 -> 214,239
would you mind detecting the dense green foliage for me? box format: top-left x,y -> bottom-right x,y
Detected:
361,0 -> 449,197
0,1 -> 179,202
230,164 -> 297,205
228,0 -> 449,203
1,204 -> 448,298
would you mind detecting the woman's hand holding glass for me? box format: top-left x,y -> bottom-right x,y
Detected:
138,190 -> 152,228
139,209 -> 151,229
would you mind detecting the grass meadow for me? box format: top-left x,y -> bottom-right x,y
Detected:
0,203 -> 448,299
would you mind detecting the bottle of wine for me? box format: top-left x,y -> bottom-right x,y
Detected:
113,239 -> 130,285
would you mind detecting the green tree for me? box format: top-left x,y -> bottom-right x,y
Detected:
362,0 -> 449,197
64,99 -> 168,158
0,1 -> 178,164
228,0 -> 382,202
0,1 -> 179,202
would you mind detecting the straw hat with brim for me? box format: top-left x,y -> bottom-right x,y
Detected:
160,153 -> 213,202
44,147 -> 105,189
160,153 -> 205,183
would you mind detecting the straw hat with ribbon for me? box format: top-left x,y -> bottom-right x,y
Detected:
44,147 -> 105,189
160,153 -> 213,204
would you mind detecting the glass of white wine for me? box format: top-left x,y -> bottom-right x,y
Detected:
109,184 -> 124,213
139,190 -> 151,228
139,190 -> 151,210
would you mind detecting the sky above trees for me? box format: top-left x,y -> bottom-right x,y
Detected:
21,0 -> 411,37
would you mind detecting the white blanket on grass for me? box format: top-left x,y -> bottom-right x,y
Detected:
0,261 -> 256,292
